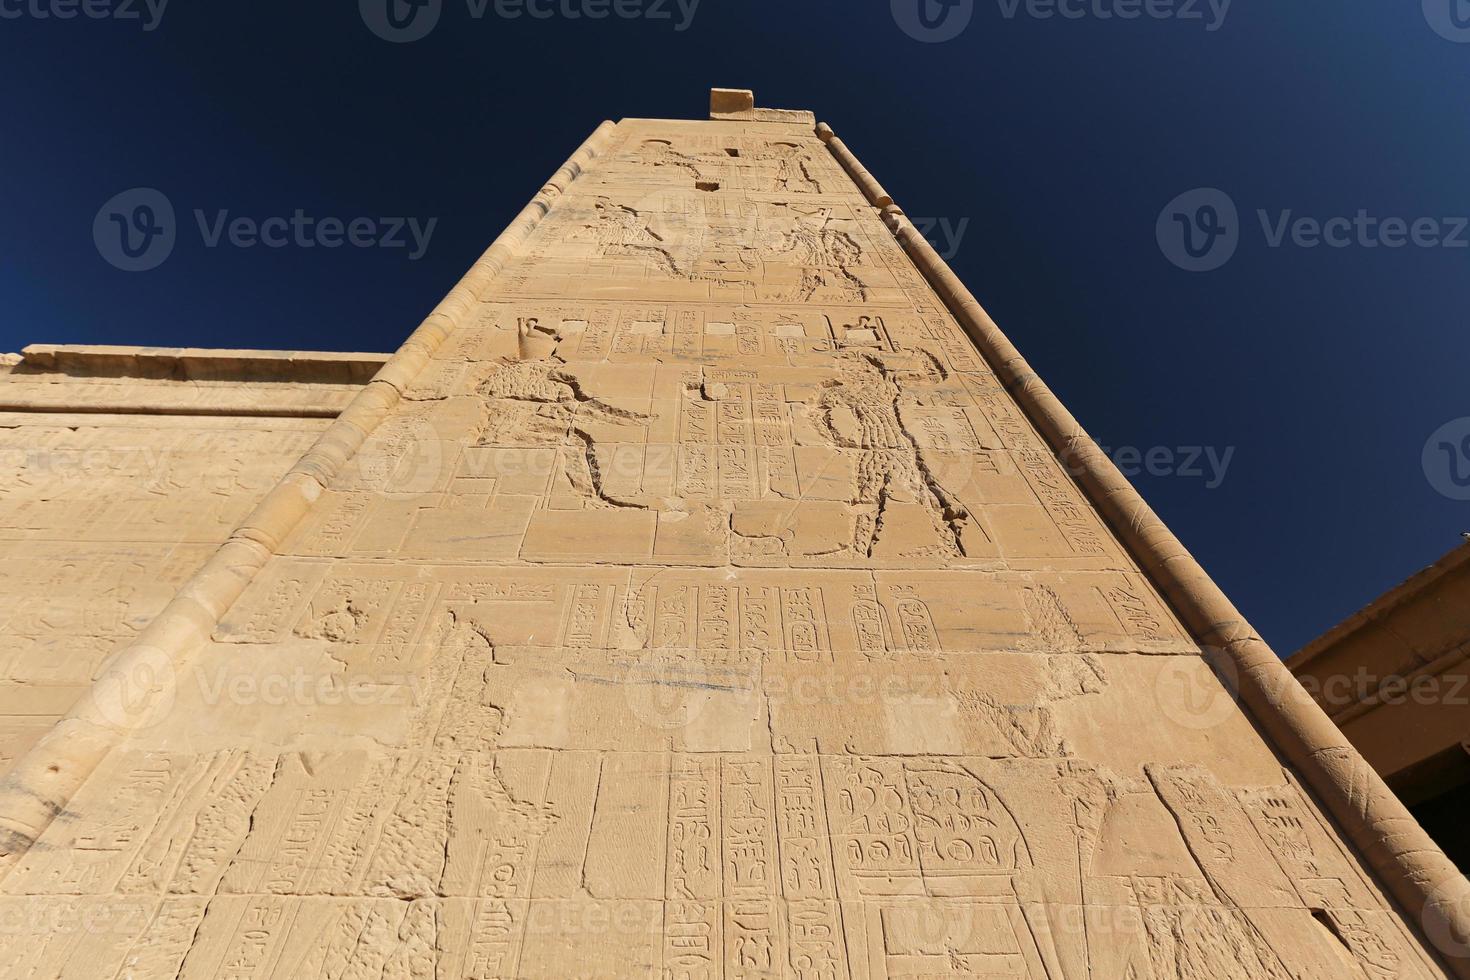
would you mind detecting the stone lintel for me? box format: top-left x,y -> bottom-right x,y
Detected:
13,344 -> 391,385
708,86 -> 816,126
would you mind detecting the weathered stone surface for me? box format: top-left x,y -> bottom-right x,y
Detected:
0,346 -> 387,776
709,87 -> 755,117
0,98 -> 1457,977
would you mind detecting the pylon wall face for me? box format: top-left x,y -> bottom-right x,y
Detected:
0,111 -> 1451,979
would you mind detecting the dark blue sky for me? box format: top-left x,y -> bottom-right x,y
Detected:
2,0 -> 1467,653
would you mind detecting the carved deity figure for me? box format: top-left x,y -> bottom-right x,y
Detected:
812,350 -> 967,558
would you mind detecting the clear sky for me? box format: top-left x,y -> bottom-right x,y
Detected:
2,0 -> 1467,653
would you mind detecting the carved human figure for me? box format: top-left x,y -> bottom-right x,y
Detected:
811,350 -> 968,557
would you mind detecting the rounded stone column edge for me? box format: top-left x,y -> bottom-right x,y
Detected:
816,121 -> 895,209
816,126 -> 1470,973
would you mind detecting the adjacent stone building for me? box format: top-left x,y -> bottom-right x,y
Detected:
0,346 -> 383,773
0,91 -> 1465,977
1290,542 -> 1470,872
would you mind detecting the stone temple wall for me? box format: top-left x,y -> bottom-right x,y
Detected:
0,347 -> 383,772
0,99 -> 1462,978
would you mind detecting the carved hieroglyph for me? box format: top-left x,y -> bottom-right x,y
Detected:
0,113 -> 1456,978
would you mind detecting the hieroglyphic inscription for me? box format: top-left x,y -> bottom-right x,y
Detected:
0,110 -> 1448,980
